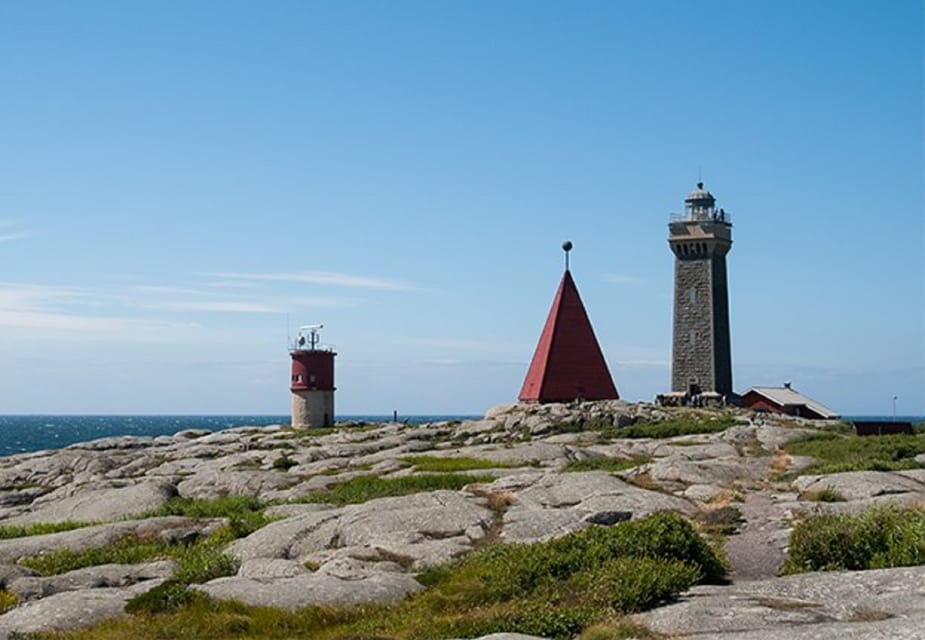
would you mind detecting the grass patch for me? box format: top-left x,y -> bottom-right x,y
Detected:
296,473 -> 495,505
784,432 -> 925,475
19,532 -> 241,584
781,505 -> 925,574
144,495 -> 271,538
19,536 -> 176,576
0,520 -> 97,540
44,512 -> 722,640
564,456 -> 651,473
18,496 -> 270,583
0,589 -> 18,614
400,455 -> 522,472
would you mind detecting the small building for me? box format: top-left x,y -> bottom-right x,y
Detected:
740,383 -> 838,420
290,325 -> 336,428
519,242 -> 619,403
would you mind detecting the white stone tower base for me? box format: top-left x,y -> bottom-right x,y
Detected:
291,390 -> 334,428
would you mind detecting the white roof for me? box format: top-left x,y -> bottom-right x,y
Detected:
745,386 -> 839,419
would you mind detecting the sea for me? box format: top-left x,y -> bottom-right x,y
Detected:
0,415 -> 479,458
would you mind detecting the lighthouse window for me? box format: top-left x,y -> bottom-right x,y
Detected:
689,288 -> 696,303
689,331 -> 697,346
309,375 -> 317,384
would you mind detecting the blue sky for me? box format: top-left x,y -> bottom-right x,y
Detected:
1,1 -> 922,416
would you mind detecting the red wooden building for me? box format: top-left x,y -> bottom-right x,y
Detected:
740,383 -> 838,420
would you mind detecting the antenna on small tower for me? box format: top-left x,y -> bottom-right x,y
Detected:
562,240 -> 573,271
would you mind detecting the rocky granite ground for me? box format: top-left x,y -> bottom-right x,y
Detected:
0,401 -> 923,639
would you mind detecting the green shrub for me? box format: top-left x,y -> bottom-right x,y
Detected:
400,455 -> 522,472
0,520 -> 97,540
567,556 -> 699,613
785,433 -> 925,475
418,511 -> 725,603
298,473 -> 495,505
782,505 -> 925,574
172,544 -> 240,584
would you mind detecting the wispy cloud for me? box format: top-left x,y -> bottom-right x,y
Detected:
0,231 -> 31,243
146,297 -> 356,314
0,284 -> 201,339
0,221 -> 37,244
393,337 -> 531,353
602,273 -> 644,285
204,270 -> 416,291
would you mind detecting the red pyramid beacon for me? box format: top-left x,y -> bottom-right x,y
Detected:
519,242 -> 619,403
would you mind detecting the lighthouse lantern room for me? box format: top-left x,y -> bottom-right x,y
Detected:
290,324 -> 336,428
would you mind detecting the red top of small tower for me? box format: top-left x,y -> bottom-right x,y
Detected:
290,325 -> 336,392
519,243 -> 619,403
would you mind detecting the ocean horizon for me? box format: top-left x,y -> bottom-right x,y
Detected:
0,413 -> 921,459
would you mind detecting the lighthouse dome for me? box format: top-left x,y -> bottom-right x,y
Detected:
685,182 -> 716,206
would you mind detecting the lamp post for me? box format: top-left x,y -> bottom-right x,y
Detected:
893,395 -> 898,422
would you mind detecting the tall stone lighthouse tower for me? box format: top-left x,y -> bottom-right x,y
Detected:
669,183 -> 733,398
289,325 -> 336,428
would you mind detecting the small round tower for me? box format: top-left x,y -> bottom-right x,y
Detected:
289,325 -> 336,428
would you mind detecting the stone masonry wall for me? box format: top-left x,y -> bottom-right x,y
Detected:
671,257 -> 715,392
291,390 -> 334,428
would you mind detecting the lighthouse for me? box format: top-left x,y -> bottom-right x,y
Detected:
668,183 -> 733,399
289,325 -> 336,428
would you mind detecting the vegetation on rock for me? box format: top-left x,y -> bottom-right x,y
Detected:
400,455 -> 525,472
0,520 -> 97,539
784,432 -> 925,475
563,456 -> 651,473
0,589 -> 19,614
544,414 -> 742,441
781,505 -> 925,574
144,495 -> 271,538
296,473 -> 495,505
43,513 -> 721,640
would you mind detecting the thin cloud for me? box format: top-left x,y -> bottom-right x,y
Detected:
147,297 -> 357,314
0,231 -> 31,243
393,337 -> 532,353
0,221 -> 38,243
0,309 -> 200,339
204,270 -> 416,291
